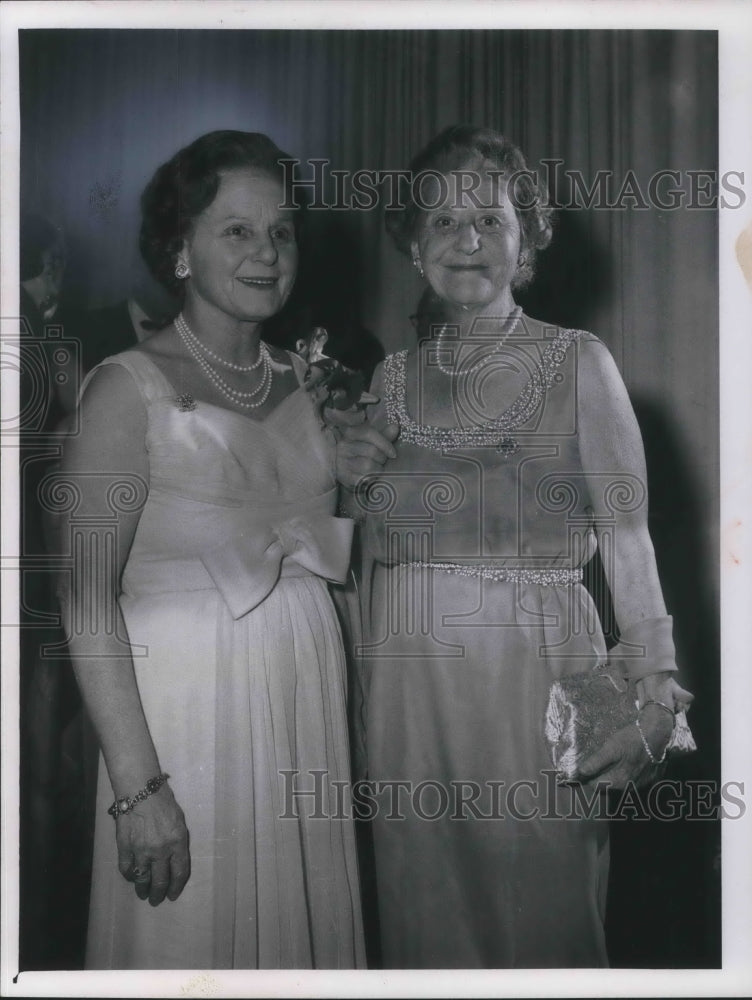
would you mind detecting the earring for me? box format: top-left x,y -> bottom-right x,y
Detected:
175,260 -> 190,280
517,253 -> 528,268
412,254 -> 424,279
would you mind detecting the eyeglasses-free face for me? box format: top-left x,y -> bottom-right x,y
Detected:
412,164 -> 522,314
181,168 -> 299,325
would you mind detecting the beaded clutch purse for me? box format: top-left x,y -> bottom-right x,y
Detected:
544,664 -> 696,781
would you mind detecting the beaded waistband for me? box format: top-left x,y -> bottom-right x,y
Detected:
402,561 -> 583,587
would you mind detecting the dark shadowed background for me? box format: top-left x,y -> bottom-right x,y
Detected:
18,28 -> 719,969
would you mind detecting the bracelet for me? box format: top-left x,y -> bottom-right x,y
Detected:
635,718 -> 668,766
107,773 -> 169,818
639,698 -> 677,724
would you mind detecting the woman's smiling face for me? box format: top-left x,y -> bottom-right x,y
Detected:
412,163 -> 521,312
182,168 -> 298,323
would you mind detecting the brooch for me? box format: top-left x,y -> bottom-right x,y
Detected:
496,437 -> 521,457
175,393 -> 197,412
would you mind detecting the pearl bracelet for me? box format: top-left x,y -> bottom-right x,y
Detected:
107,773 -> 170,818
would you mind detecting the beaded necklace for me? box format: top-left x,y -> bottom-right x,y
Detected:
176,313 -> 266,372
175,313 -> 273,409
384,325 -> 584,455
434,306 -> 523,377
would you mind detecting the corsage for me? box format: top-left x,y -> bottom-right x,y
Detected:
296,327 -> 378,422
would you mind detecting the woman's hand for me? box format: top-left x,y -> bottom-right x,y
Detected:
574,701 -> 676,790
115,784 -> 191,906
636,672 -> 694,715
331,418 -> 400,490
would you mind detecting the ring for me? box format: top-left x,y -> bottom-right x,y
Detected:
132,866 -> 148,878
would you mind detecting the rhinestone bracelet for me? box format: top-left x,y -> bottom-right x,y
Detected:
403,561 -> 583,587
107,773 -> 170,819
635,718 -> 669,766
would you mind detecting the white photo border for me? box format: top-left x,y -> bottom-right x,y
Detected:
2,1 -> 750,997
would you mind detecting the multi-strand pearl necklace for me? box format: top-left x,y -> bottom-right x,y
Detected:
175,313 -> 273,409
434,306 -> 523,377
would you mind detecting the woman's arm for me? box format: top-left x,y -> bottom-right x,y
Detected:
331,362 -> 399,506
55,364 -> 189,905
575,336 -> 693,783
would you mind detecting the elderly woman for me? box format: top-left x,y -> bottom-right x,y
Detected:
337,125 -> 694,968
56,131 -> 364,969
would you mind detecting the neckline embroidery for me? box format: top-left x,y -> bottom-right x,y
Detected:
384,327 -> 584,454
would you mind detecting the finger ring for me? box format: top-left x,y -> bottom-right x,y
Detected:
132,866 -> 148,878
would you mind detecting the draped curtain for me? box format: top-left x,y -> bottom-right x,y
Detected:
19,28 -> 719,967
19,29 -> 718,492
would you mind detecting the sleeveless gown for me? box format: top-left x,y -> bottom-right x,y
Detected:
84,350 -> 365,969
359,323 -> 611,968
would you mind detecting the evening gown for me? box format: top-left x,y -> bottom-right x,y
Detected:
359,321 -> 612,968
84,350 -> 365,969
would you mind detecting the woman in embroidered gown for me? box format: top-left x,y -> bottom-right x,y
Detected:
337,125 -> 694,968
55,131 -> 364,969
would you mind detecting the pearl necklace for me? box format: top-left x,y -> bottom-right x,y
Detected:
176,313 -> 273,409
434,306 -> 523,377
384,325 -> 584,455
175,313 -> 266,371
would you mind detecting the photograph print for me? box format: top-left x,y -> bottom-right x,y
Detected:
3,9 -> 746,994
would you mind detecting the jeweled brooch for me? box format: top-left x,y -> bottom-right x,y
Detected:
496,437 -> 520,457
175,393 -> 197,412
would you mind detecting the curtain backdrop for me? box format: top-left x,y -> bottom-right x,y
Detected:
19,28 -> 719,968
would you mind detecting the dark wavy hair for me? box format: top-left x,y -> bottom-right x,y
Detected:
385,124 -> 553,289
140,130 -> 303,295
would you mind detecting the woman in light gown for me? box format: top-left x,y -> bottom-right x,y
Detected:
337,125 -> 694,968
55,131 -> 365,969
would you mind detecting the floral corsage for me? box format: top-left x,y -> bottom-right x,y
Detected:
296,327 -> 378,422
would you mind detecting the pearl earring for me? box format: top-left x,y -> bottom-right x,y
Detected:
412,254 -> 424,279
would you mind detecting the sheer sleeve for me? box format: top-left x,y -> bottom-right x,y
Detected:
576,334 -> 675,661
